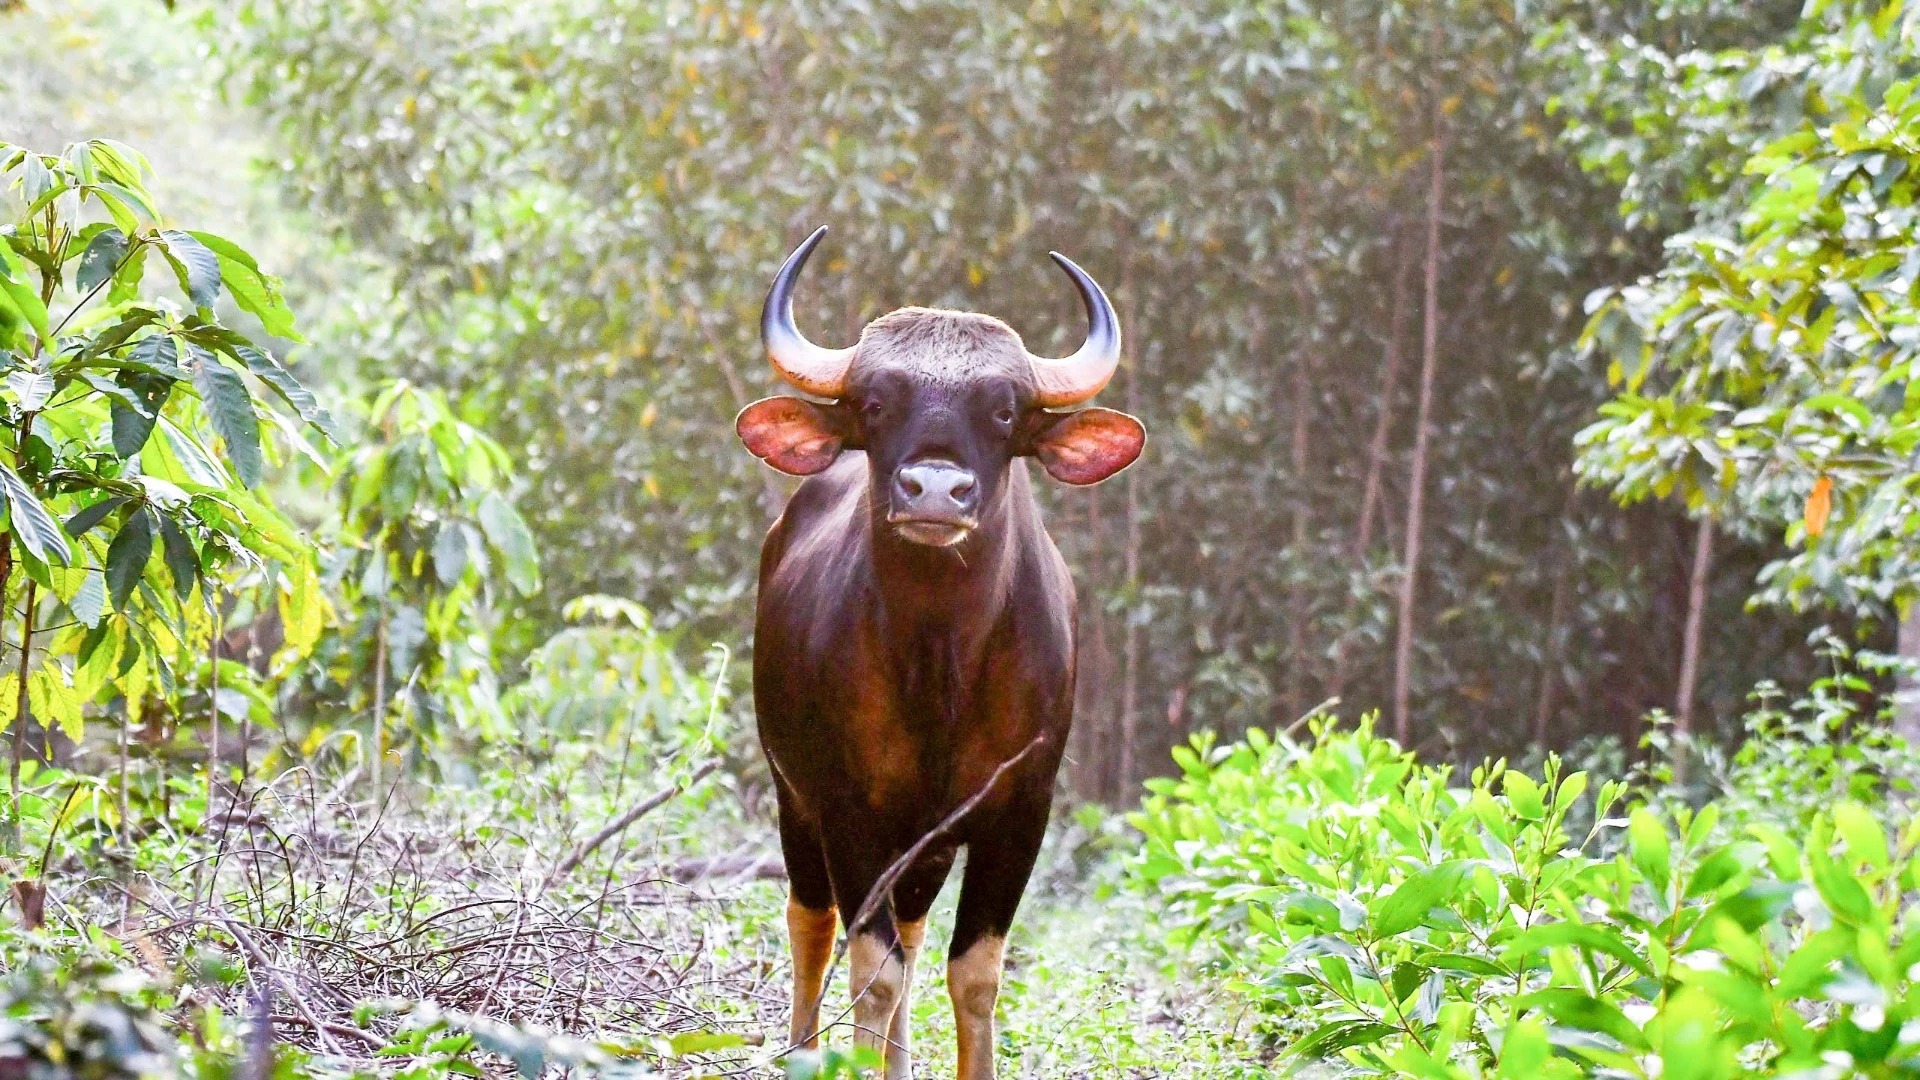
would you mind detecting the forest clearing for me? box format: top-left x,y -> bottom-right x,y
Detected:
4,0 -> 1920,1077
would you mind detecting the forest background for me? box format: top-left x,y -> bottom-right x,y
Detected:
19,0 -> 1916,798
5,0 -> 1920,1076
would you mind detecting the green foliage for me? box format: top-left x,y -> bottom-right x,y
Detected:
0,955 -> 186,1080
1566,1 -> 1920,617
501,595 -> 721,753
0,138 -> 327,818
221,0 -> 1823,768
284,380 -> 540,764
1132,717 -> 1920,1075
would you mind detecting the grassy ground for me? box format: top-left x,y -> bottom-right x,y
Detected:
767,818 -> 1272,1079
15,732 -> 1267,1079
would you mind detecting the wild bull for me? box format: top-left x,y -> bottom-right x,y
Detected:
735,227 -> 1145,1079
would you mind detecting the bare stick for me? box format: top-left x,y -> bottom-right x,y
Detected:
543,761 -> 718,889
220,915 -> 347,1058
11,580 -> 35,819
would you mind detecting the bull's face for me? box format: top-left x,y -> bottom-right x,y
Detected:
735,230 -> 1146,548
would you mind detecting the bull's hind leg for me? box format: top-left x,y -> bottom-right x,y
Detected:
776,788 -> 836,1050
947,804 -> 1049,1080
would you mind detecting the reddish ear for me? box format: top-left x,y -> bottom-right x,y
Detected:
1029,407 -> 1146,485
736,397 -> 848,476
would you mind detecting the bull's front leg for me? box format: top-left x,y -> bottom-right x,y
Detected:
775,789 -> 838,1049
947,932 -> 1006,1080
946,799 -> 1049,1080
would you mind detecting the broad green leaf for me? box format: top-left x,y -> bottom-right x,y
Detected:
28,668 -> 82,742
0,464 -> 70,565
187,349 -> 263,486
111,341 -> 176,458
1370,861 -> 1467,937
278,557 -> 327,658
433,520 -> 470,585
105,507 -> 154,610
1502,921 -> 1656,981
75,227 -> 129,294
1830,801 -> 1888,871
158,230 -> 221,310
6,370 -> 52,411
1504,773 -> 1545,819
1628,807 -> 1671,895
1515,988 -> 1648,1051
156,511 -> 198,602
187,231 -> 301,341
667,1032 -> 746,1055
0,239 -> 49,346
67,570 -> 105,629
1288,1019 -> 1396,1059
477,491 -> 540,594
232,344 -> 336,439
1684,842 -> 1763,899
64,495 -> 127,538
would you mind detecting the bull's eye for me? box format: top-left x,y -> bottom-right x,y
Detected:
861,398 -> 885,417
993,406 -> 1015,427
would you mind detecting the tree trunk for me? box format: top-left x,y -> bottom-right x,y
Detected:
1674,515 -> 1714,781
1332,234 -> 1413,703
1534,557 -> 1571,749
1287,287 -> 1316,723
1896,604 -> 1920,743
1355,236 -> 1414,562
9,579 -> 31,822
1392,106 -> 1446,746
1533,483 -> 1580,748
1117,351 -> 1142,798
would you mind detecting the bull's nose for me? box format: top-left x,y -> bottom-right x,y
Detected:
892,462 -> 978,520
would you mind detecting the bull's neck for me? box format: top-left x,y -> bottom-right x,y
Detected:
865,490 -> 1020,628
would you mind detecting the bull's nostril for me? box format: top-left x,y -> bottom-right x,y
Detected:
900,475 -> 923,498
951,478 -> 975,500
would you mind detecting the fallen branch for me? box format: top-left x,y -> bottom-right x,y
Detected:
220,915 -> 347,1058
669,849 -> 786,883
268,1014 -> 387,1050
544,762 -> 719,889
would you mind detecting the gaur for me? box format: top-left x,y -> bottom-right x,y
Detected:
735,226 -> 1144,1079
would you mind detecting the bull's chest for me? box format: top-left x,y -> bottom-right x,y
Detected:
819,643 -> 1028,820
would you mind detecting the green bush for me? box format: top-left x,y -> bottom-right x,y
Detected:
1130,717 -> 1920,1076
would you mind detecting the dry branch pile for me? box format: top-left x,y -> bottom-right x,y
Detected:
43,764 -> 792,1076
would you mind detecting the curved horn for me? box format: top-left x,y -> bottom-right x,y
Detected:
1028,252 -> 1123,407
761,225 -> 855,398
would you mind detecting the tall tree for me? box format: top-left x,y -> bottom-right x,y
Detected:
1395,93 -> 1447,745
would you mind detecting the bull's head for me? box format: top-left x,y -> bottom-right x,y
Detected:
735,227 -> 1147,547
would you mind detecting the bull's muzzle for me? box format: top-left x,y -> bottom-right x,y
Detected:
888,461 -> 978,547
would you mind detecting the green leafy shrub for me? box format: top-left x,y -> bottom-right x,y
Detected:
502,594 -> 723,753
1638,633 -> 1920,835
0,138 -> 328,842
1131,717 -> 1920,1076
280,380 -> 539,772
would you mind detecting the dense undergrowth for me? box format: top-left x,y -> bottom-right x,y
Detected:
1131,647 -> 1920,1077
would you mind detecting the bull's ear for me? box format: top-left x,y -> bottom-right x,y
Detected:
1024,407 -> 1146,485
736,396 -> 853,476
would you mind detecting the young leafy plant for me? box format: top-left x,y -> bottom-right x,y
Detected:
0,139 -> 331,833
287,380 -> 539,774
1132,716 -> 1920,1076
